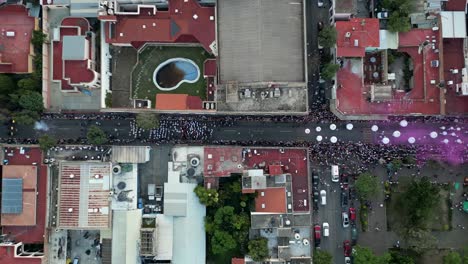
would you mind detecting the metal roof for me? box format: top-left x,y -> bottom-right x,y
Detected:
441,11 -> 466,39
111,146 -> 151,163
62,35 -> 88,60
163,187 -> 187,216
111,210 -> 142,264
1,178 -> 23,214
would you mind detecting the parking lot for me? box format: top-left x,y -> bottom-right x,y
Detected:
311,163 -> 357,263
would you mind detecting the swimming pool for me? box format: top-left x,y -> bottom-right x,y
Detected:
153,58 -> 200,91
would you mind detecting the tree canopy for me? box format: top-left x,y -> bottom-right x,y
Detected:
443,252 -> 462,264
38,134 -> 57,152
353,246 -> 385,264
313,250 -> 333,264
87,125 -> 108,145
318,26 -> 337,48
211,230 -> 237,255
136,112 -> 160,130
194,185 -> 219,207
17,78 -> 40,92
321,63 -> 340,80
19,91 -> 44,113
247,238 -> 269,262
12,110 -> 40,125
355,172 -> 379,200
388,12 -> 411,33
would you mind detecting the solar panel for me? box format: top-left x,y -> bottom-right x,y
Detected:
1,178 -> 23,214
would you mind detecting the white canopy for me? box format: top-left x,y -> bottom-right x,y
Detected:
305,128 -> 310,134
430,132 -> 438,139
330,124 -> 337,131
443,139 -> 449,144
330,136 -> 337,143
408,137 -> 416,144
346,124 -> 353,130
456,139 -> 462,144
371,125 -> 379,132
316,127 -> 322,132
400,120 -> 408,127
392,131 -> 401,138
382,137 -> 390,144
316,135 -> 323,142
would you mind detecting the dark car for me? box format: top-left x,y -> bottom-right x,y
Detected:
318,21 -> 324,31
343,240 -> 352,257
313,174 -> 319,186
313,192 -> 319,211
314,225 -> 321,247
341,191 -> 348,207
340,173 -> 349,190
351,226 -> 358,245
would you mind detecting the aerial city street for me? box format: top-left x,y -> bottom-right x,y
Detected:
0,0 -> 467,264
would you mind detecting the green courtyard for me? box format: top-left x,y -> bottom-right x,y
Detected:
131,45 -> 212,106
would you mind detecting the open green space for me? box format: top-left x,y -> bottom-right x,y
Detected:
132,45 -> 212,106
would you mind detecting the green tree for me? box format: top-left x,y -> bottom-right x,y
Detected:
398,177 -> 440,228
404,228 -> 436,254
388,12 -> 411,33
444,252 -> 462,264
87,125 -> 108,145
321,63 -> 340,80
214,206 -> 235,226
17,78 -> 40,91
31,30 -> 47,50
194,185 -> 219,207
391,159 -> 403,170
12,110 -> 40,125
352,246 -> 384,264
387,251 -> 414,264
0,74 -> 15,105
211,230 -> 237,255
247,237 -> 269,262
38,134 -> 57,152
318,26 -> 337,48
313,249 -> 333,264
105,92 -> 112,108
136,112 -> 160,130
19,91 -> 44,113
355,172 -> 379,200
232,213 -> 249,231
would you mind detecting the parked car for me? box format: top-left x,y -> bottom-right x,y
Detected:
314,225 -> 321,247
341,191 -> 348,207
345,256 -> 352,264
318,21 -> 324,31
342,212 -> 350,227
349,207 -> 356,222
351,226 -> 358,245
323,222 -> 329,237
313,174 -> 319,187
341,173 -> 349,190
377,11 -> 389,19
320,190 -> 327,205
313,192 -> 319,211
331,165 -> 339,182
318,0 -> 324,7
343,240 -> 352,256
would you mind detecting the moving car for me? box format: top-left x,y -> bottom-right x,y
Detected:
342,212 -> 350,227
314,225 -> 321,247
320,190 -> 327,205
322,222 -> 329,237
343,240 -> 352,257
331,165 -> 339,182
349,207 -> 356,222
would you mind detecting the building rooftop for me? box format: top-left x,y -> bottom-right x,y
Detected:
203,146 -> 243,177
111,210 -> 142,264
103,0 -> 215,53
52,17 -> 98,91
336,18 -> 380,57
203,59 -> 216,77
0,5 -> 36,73
155,94 -> 203,110
217,0 -> 305,83
445,0 -> 467,11
57,162 -> 111,229
0,243 -> 42,264
1,147 -> 47,244
1,165 -> 37,226
255,188 -> 287,213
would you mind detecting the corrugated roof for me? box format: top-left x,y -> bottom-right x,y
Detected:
111,146 -> 150,163
1,178 -> 23,214
101,239 -> 112,264
163,185 -> 188,216
111,210 -> 142,264
441,11 -> 466,38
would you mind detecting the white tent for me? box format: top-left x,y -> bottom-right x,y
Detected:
430,132 -> 438,139
371,125 -> 379,132
382,137 -> 390,144
330,136 -> 337,143
316,127 -> 322,132
316,135 -> 323,142
346,124 -> 353,130
392,131 -> 401,138
305,128 -> 310,134
408,137 -> 416,144
400,120 -> 408,127
330,124 -> 337,130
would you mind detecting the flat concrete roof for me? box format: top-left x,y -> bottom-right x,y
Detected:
217,0 -> 305,83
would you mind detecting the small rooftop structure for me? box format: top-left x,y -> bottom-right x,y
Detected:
336,18 -> 380,57
112,210 -> 142,264
0,243 -> 43,263
62,35 -> 89,60
111,146 -> 150,163
1,165 -> 37,226
57,162 -> 111,229
440,11 -> 466,38
203,146 -> 243,177
255,188 -> 287,213
0,5 -> 36,74
155,94 -> 203,111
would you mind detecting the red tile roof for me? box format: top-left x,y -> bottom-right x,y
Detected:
0,5 -> 36,74
443,38 -> 468,114
203,59 -> 216,77
52,17 -> 98,91
103,0 -> 215,53
445,0 -> 467,11
336,18 -> 380,57
155,94 -> 188,110
268,165 -> 283,175
255,188 -> 287,213
232,257 -> 245,264
1,147 -> 47,244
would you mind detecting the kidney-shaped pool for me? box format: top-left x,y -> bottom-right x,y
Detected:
153,58 -> 200,91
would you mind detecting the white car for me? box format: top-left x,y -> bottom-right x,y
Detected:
322,222 -> 329,237
377,12 -> 389,19
345,256 -> 351,264
320,190 -> 327,205
318,0 -> 324,7
342,212 -> 350,228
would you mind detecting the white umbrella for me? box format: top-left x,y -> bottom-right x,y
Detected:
392,131 -> 401,138
346,124 -> 353,130
316,135 -> 323,142
430,132 -> 438,139
451,132 -> 456,137
456,139 -> 462,144
400,120 -> 408,127
382,137 -> 390,144
316,127 -> 322,132
440,126 -> 446,130
456,127 -> 461,131
305,128 -> 310,134
443,139 -> 449,144
408,137 -> 416,144
330,136 -> 338,143
330,124 -> 337,131
371,125 -> 379,132
442,131 -> 447,136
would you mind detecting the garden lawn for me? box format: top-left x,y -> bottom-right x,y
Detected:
132,46 -> 212,106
